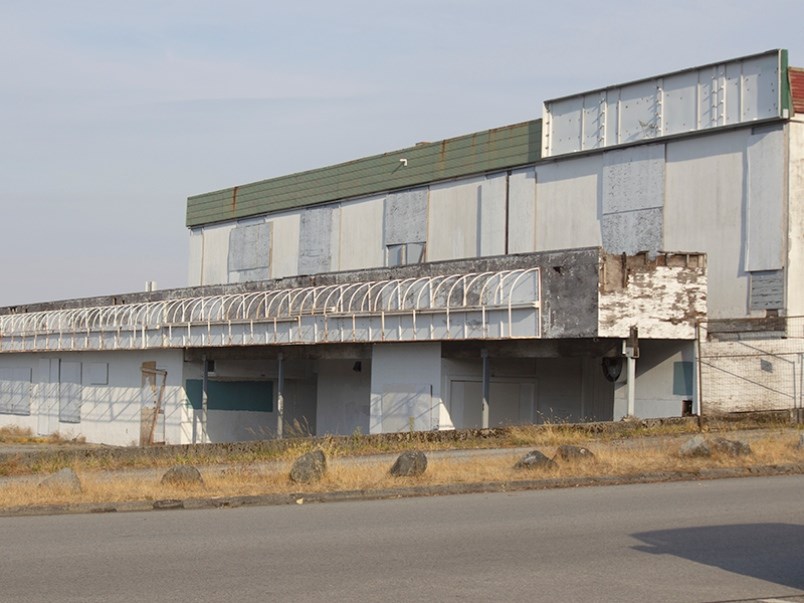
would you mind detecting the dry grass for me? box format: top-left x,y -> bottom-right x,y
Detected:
1,431 -> 801,511
0,425 -> 86,445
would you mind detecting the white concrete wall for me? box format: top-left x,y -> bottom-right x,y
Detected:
427,176 -> 484,261
338,196 -> 384,271
187,228 -> 203,286
268,213 -> 301,279
315,359 -> 372,435
0,350 -> 186,446
664,130 -> 753,319
612,340 -> 696,419
533,154 -> 603,252
198,222 -> 233,286
370,342 -> 442,434
507,167 -> 537,253
788,119 -> 804,317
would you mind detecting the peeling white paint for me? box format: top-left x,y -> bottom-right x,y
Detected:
598,263 -> 707,339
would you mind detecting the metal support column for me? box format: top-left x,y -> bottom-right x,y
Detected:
201,353 -> 209,444
277,352 -> 285,439
624,326 -> 639,418
626,354 -> 636,418
481,349 -> 490,429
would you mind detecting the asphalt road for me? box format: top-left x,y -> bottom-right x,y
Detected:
1,476 -> 803,602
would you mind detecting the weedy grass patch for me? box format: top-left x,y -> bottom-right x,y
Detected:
0,431 -> 800,511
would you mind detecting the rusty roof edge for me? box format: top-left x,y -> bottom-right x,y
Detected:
187,120 -> 540,202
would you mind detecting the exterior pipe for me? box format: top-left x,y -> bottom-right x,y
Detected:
201,353 -> 209,444
481,348 -> 490,429
626,353 -> 636,417
277,352 -> 285,439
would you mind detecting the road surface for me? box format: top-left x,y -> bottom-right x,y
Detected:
1,475 -> 802,602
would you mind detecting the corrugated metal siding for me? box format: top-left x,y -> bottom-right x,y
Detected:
790,68 -> 804,114
186,120 -> 541,227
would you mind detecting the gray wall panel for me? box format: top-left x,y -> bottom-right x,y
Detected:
384,189 -> 428,245
298,206 -> 334,275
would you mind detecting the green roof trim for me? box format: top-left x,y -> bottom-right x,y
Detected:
186,120 -> 542,227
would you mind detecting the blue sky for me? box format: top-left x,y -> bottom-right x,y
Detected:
2,0 -> 803,305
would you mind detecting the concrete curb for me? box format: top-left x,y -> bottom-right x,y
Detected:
3,462 -> 803,518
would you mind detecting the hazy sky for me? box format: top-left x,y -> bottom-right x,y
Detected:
2,0 -> 803,306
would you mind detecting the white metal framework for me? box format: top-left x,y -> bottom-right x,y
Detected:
0,269 -> 541,352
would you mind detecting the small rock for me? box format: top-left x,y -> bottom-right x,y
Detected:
554,445 -> 595,462
711,437 -> 752,457
161,465 -> 205,487
514,449 -> 558,470
290,449 -> 327,483
39,468 -> 82,494
679,435 -> 712,458
153,499 -> 184,510
390,450 -> 428,477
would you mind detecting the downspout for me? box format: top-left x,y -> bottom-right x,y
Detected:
277,352 -> 285,439
481,348 -> 490,429
201,353 -> 208,444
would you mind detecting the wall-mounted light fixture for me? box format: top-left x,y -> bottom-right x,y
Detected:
399,158 -> 408,167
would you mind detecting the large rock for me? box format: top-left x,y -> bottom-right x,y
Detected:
679,435 -> 752,458
711,437 -> 752,457
39,468 -> 82,494
389,450 -> 428,477
678,435 -> 712,458
161,465 -> 205,487
290,449 -> 327,484
554,445 -> 595,462
514,449 -> 558,470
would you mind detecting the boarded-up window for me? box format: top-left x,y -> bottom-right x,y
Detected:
228,222 -> 272,282
600,144 -> 664,255
185,380 -> 273,412
384,188 -> 428,266
384,189 -> 427,245
298,207 -> 334,275
749,270 -> 784,311
0,368 -> 32,415
59,361 -> 82,424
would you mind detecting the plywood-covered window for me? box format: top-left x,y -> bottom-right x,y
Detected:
384,188 -> 427,267
0,367 -> 32,415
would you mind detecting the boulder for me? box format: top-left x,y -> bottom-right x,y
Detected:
514,449 -> 558,470
39,468 -> 82,494
290,449 -> 327,484
161,465 -> 205,487
389,450 -> 428,477
678,435 -> 712,458
711,437 -> 752,457
554,445 -> 595,462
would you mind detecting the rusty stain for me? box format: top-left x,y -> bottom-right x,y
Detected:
231,186 -> 239,213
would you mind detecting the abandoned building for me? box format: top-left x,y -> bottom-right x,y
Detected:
0,49 -> 802,445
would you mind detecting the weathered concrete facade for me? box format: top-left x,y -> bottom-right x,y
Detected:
1,49 -> 800,444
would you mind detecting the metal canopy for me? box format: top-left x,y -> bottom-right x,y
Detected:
0,268 -> 541,352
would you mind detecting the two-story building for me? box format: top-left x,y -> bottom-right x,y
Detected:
0,49 -> 801,445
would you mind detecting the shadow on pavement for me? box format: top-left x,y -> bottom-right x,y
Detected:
632,523 -> 804,591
